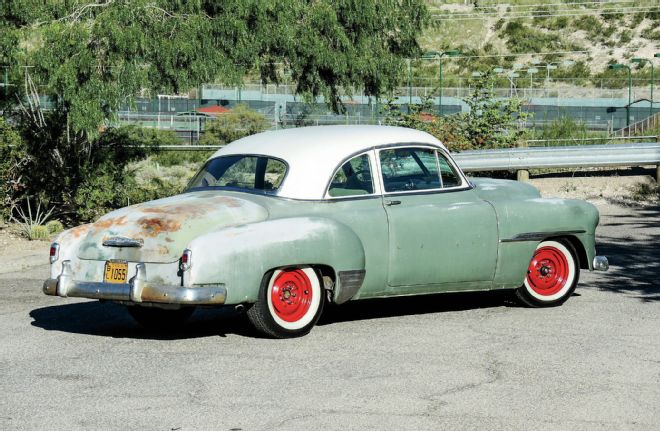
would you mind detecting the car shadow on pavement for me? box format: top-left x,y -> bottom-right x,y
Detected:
30,301 -> 256,339
31,290 -> 517,338
582,204 -> 660,302
319,290 -> 512,325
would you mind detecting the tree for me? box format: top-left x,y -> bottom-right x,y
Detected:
0,0 -> 428,222
460,71 -> 530,149
3,0 -> 428,136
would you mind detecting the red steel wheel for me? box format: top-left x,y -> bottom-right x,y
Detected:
525,246 -> 570,297
517,240 -> 579,306
247,266 -> 324,338
269,269 -> 314,323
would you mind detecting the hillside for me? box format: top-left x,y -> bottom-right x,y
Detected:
418,0 -> 660,87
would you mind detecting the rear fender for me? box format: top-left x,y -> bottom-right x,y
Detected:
187,217 -> 366,304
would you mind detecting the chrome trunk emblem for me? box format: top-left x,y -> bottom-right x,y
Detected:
102,236 -> 144,248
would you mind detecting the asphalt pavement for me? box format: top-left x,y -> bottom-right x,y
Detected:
1,202 -> 659,430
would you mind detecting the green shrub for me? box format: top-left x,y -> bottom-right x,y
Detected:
619,30 -> 632,44
199,104 -> 270,146
45,220 -> 64,234
0,118 -> 28,220
29,225 -> 50,241
630,13 -> 645,27
573,15 -> 604,40
541,16 -> 569,30
1,116 -> 181,224
502,21 -> 565,53
151,150 -> 213,167
540,117 -> 588,142
647,29 -> 660,41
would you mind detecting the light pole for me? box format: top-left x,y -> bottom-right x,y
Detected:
407,58 -> 412,106
531,59 -> 557,83
631,57 -> 654,118
421,50 -> 460,116
609,63 -> 632,127
527,67 -> 538,93
507,71 -> 520,97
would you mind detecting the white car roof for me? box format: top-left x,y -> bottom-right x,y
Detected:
210,125 -> 447,200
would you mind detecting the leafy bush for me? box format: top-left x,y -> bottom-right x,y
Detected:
0,118 -> 29,219
199,104 -> 270,146
619,29 -> 632,44
151,150 -> 213,167
382,72 -> 530,151
502,21 -> 565,53
539,117 -> 588,142
573,16 -> 603,33
0,115 -> 179,223
541,17 -> 569,31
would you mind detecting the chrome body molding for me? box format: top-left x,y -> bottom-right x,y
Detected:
500,230 -> 586,243
335,270 -> 366,304
592,256 -> 609,271
102,236 -> 144,248
43,260 -> 226,306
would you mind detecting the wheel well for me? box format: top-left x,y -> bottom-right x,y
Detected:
312,264 -> 336,290
263,264 -> 336,290
548,235 -> 589,269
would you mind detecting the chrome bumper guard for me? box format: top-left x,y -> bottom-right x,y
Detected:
593,256 -> 609,271
43,260 -> 226,305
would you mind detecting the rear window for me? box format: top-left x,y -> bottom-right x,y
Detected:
186,155 -> 287,193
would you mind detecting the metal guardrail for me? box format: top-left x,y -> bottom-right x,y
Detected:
153,141 -> 660,180
453,142 -> 660,172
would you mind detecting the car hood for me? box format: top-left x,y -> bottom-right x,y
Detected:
77,191 -> 269,263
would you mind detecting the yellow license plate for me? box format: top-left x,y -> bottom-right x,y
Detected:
104,261 -> 129,284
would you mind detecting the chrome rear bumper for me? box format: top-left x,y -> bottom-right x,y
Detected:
593,256 -> 609,271
43,260 -> 226,305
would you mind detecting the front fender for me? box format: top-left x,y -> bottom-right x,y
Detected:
492,198 -> 600,287
187,217 -> 366,304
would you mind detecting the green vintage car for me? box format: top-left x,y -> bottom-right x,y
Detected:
44,125 -> 608,338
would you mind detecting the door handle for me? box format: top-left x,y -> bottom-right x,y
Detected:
385,200 -> 401,206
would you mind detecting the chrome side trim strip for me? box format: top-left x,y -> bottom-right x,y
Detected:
500,230 -> 586,243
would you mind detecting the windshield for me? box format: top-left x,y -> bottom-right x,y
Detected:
186,155 -> 287,193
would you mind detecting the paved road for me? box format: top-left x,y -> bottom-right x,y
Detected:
1,203 -> 659,430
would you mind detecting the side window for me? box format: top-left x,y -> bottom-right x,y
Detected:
438,153 -> 461,188
328,154 -> 374,197
379,148 -> 440,192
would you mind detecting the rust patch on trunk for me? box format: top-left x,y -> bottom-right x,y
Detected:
70,224 -> 92,239
137,217 -> 182,237
94,216 -> 128,230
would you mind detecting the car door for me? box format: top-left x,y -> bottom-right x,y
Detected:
378,146 -> 499,288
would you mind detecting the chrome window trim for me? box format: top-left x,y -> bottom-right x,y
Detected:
185,153 -> 290,194
324,150 -> 379,200
376,144 -> 470,196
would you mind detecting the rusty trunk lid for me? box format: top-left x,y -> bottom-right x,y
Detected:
77,191 -> 269,263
